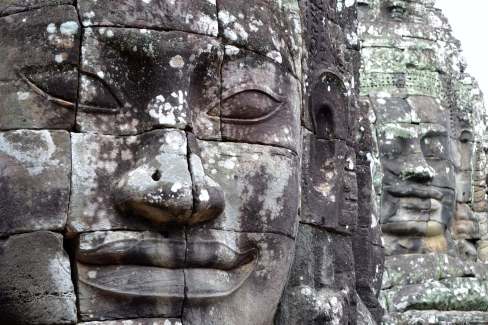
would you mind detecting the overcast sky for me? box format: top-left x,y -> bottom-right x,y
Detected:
436,0 -> 488,98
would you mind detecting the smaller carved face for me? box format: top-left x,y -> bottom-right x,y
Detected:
375,96 -> 455,254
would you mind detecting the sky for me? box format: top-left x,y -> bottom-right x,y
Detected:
436,0 -> 488,98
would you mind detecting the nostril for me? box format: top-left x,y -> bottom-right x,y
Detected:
151,170 -> 161,182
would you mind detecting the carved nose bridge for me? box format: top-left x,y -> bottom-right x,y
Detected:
114,142 -> 224,226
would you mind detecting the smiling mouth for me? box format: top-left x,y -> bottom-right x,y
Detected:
76,231 -> 257,300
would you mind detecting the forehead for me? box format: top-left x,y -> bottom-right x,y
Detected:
371,95 -> 449,126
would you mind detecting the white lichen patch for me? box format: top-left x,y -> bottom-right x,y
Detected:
169,55 -> 185,69
60,21 -> 79,35
17,91 -> 30,101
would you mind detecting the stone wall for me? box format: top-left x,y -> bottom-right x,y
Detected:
276,0 -> 384,324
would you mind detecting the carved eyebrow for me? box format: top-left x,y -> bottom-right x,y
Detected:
420,125 -> 448,137
380,124 -> 417,139
18,71 -> 75,109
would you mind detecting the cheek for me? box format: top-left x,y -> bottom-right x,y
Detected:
196,139 -> 299,237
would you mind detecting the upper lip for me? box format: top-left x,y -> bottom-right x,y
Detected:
384,184 -> 443,200
76,232 -> 257,270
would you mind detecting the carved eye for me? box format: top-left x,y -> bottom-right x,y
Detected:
220,89 -> 283,125
459,130 -> 474,143
78,72 -> 121,115
421,134 -> 448,160
18,67 -> 78,109
380,138 -> 404,159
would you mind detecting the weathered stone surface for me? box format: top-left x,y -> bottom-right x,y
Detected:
79,320 -> 182,325
195,139 -> 299,237
0,231 -> 77,324
78,0 -> 218,36
300,134 -> 359,233
360,0 -> 488,323
0,0 -> 383,323
68,130 -> 194,234
0,130 -> 71,236
221,48 -> 301,153
77,262 -> 185,321
275,224 -> 356,324
76,231 -> 187,321
383,310 -> 488,325
0,0 -> 73,16
77,28 -> 222,136
0,5 -> 79,130
217,0 -> 302,75
183,229 -> 295,325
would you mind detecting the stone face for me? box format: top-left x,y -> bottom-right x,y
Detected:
359,0 -> 488,322
0,5 -> 79,130
0,130 -> 71,236
0,0 -> 382,324
0,231 -> 77,324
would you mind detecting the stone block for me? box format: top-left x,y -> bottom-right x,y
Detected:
0,130 -> 70,236
0,231 -> 76,324
0,5 -> 79,130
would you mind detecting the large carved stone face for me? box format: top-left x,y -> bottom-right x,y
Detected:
376,96 -> 456,254
360,0 -> 488,261
358,0 -> 464,255
0,1 -> 302,323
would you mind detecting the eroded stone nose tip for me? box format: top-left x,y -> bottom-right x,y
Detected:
401,163 -> 435,183
114,159 -> 194,225
114,154 -> 225,226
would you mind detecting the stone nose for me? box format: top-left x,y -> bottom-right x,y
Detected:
114,152 -> 224,226
400,160 -> 435,183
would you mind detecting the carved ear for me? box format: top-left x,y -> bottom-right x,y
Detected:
309,72 -> 347,140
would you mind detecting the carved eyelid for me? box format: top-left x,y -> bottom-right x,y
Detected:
219,86 -> 285,124
78,70 -> 122,115
17,71 -> 75,110
17,69 -> 121,115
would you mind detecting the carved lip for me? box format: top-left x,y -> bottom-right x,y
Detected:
384,185 -> 444,200
77,231 -> 257,270
76,231 -> 258,300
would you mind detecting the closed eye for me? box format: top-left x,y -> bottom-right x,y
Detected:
18,70 -> 76,109
220,88 -> 284,125
78,71 -> 121,115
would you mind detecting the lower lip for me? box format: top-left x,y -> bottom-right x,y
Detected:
77,259 -> 256,300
